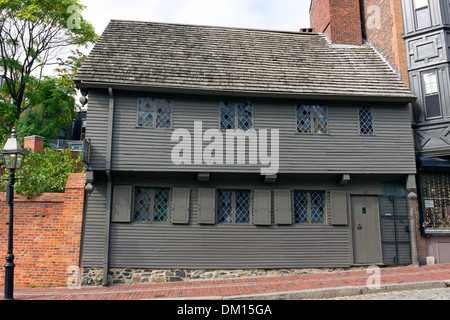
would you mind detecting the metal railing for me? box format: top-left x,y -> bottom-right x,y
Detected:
48,140 -> 84,152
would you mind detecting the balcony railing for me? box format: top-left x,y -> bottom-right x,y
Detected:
48,140 -> 84,152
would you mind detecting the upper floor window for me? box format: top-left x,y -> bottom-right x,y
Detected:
134,187 -> 170,222
413,0 -> 432,30
217,189 -> 251,224
296,105 -> 328,134
358,106 -> 374,135
137,98 -> 173,128
220,101 -> 253,131
422,70 -> 442,120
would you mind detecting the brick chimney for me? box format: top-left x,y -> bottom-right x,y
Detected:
24,136 -> 45,152
310,0 -> 363,46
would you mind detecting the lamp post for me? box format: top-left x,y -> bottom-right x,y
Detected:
2,129 -> 25,300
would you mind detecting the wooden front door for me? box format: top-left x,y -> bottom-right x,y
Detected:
351,196 -> 383,264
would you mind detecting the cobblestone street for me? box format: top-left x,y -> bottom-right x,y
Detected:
326,288 -> 450,300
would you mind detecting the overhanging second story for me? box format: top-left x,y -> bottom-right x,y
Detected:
74,20 -> 417,176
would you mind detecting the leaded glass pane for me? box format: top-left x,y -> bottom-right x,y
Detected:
134,187 -> 152,222
220,102 -> 235,130
310,192 -> 325,224
153,188 -> 170,222
313,105 -> 328,134
238,102 -> 253,131
155,99 -> 173,128
294,192 -> 308,223
296,105 -> 311,133
217,190 -> 233,223
235,190 -> 250,223
138,98 -> 155,128
359,106 -> 374,135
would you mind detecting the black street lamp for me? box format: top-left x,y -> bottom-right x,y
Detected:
2,129 -> 25,300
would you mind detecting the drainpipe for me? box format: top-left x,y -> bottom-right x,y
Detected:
102,87 -> 115,286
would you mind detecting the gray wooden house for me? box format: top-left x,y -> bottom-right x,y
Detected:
74,20 -> 417,284
401,0 -> 450,263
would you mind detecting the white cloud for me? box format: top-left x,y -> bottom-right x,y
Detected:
80,0 -> 311,35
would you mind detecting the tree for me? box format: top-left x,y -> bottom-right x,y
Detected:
0,0 -> 97,137
15,50 -> 87,140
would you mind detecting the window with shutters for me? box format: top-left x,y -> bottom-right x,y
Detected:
220,101 -> 253,131
293,191 -> 326,224
296,105 -> 328,134
422,70 -> 442,120
134,187 -> 170,222
137,98 -> 173,128
217,189 -> 251,224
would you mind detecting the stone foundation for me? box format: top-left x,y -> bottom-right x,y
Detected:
81,267 -> 366,287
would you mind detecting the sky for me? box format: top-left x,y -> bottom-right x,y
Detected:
79,0 -> 312,36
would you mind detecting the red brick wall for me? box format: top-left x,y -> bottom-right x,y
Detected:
310,0 -> 363,46
360,0 -> 409,87
0,173 -> 85,288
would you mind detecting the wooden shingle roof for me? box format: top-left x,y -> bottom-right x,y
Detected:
75,20 -> 415,102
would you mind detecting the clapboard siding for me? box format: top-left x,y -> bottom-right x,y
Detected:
85,91 -> 416,174
79,172 -> 406,269
81,174 -> 108,267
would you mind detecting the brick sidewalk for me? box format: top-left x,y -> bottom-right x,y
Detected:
1,263 -> 449,300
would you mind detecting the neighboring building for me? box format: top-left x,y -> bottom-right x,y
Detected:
401,0 -> 450,264
74,16 -> 417,284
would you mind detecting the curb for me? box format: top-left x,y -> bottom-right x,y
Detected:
151,280 -> 449,300
223,280 -> 450,300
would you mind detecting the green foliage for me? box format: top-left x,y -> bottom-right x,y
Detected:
0,147 -> 85,198
0,0 -> 97,138
16,76 -> 76,140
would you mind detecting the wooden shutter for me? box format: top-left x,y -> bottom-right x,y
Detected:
171,188 -> 190,224
274,189 -> 292,225
198,188 -> 216,224
330,190 -> 348,225
253,190 -> 272,226
111,186 -> 133,223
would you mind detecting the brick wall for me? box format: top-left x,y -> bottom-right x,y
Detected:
310,0 -> 363,46
0,173 -> 85,288
360,0 -> 410,86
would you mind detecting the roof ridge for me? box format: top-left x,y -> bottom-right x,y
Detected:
108,19 -> 320,37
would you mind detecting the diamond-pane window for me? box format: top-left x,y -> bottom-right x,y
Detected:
220,101 -> 253,131
313,106 -> 328,134
134,187 -> 170,223
153,189 -> 170,222
217,190 -> 233,223
235,191 -> 250,223
217,189 -> 251,224
138,98 -> 172,128
359,106 -> 374,135
310,192 -> 325,224
134,188 -> 152,222
296,105 -> 328,134
293,191 -> 326,224
294,192 -> 308,223
296,105 -> 311,133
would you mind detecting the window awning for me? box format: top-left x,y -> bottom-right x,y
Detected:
418,157 -> 450,172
